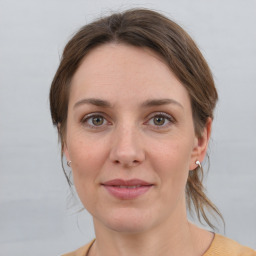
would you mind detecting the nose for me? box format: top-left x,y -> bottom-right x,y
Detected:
109,125 -> 145,168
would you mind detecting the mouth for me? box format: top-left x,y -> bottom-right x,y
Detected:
101,179 -> 153,200
112,185 -> 144,188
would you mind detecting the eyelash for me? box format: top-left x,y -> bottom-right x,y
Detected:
81,112 -> 175,130
146,112 -> 175,129
81,113 -> 109,129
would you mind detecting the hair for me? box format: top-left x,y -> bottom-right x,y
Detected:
50,8 -> 224,230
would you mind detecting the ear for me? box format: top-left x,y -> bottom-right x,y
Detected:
63,142 -> 70,161
58,122 -> 70,161
189,118 -> 212,170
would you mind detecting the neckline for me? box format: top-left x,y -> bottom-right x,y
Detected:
85,233 -> 219,256
86,239 -> 96,256
203,233 -> 219,255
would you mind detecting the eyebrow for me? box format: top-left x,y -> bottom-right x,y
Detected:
74,98 -> 112,108
73,98 -> 183,109
141,98 -> 183,108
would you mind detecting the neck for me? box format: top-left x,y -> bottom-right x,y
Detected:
89,199 -> 213,256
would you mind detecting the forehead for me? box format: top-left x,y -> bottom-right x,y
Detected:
70,43 -> 191,109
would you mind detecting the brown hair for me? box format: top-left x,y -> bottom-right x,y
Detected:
50,8 -> 224,230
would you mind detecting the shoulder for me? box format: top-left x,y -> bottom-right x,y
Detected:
61,239 -> 95,256
204,233 -> 256,256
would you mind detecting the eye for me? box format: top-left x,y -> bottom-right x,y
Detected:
81,114 -> 108,129
153,116 -> 166,126
147,112 -> 175,129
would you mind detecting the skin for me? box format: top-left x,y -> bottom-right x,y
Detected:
64,43 -> 213,256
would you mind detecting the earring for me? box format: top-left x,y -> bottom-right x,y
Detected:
67,160 -> 72,167
195,160 -> 201,168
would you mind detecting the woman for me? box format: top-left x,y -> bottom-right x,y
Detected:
50,9 -> 256,256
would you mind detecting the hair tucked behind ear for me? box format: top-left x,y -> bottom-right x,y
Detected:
186,162 -> 225,230
50,8 -> 224,230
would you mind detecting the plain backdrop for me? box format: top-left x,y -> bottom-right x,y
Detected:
0,0 -> 255,255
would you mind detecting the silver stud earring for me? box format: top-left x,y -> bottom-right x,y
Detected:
67,160 -> 72,167
195,160 -> 201,168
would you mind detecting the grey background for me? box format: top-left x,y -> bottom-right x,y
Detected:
0,0 -> 255,255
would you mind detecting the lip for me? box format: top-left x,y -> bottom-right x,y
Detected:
102,179 -> 153,200
103,179 -> 152,186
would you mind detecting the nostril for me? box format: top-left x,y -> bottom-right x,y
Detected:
113,159 -> 140,167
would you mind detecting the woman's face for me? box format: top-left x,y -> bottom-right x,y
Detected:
64,43 -> 208,234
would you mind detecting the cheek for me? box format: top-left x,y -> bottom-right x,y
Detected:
71,141 -> 105,173
148,138 -> 192,193
67,134 -> 108,200
68,140 -> 108,216
150,135 -> 192,172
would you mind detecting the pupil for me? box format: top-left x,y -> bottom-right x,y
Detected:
154,116 -> 165,125
93,117 -> 103,125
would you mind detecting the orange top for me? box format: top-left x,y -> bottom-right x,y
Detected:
62,239 -> 95,256
62,234 -> 256,256
204,234 -> 256,256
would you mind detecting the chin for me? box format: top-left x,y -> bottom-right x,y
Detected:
106,220 -> 150,234
98,208 -> 155,234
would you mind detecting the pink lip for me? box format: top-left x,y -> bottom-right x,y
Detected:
102,179 -> 153,200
